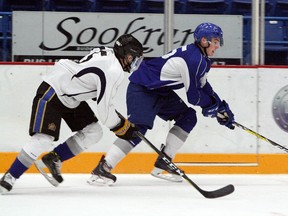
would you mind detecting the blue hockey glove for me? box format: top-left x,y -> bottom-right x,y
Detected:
217,100 -> 235,130
202,99 -> 219,118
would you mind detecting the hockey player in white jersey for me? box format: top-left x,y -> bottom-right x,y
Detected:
88,23 -> 235,184
0,34 -> 143,193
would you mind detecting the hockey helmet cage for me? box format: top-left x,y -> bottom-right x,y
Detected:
194,23 -> 224,46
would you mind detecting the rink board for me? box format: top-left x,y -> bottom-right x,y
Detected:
1,152 -> 288,174
1,65 -> 288,174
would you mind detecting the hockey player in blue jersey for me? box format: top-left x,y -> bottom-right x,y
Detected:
88,22 -> 235,184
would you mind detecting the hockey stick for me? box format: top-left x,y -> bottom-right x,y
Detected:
234,121 -> 288,153
136,131 -> 235,199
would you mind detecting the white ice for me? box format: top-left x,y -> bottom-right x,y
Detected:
1,174 -> 288,216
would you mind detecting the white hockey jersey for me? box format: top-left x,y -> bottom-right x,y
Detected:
43,47 -> 124,129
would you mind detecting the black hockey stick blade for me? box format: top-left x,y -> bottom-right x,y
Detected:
234,121 -> 288,153
136,131 -> 235,199
183,173 -> 235,198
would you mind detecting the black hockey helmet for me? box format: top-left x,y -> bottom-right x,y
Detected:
114,34 -> 143,59
113,34 -> 143,72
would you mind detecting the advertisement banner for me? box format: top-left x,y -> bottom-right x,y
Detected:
13,11 -> 242,63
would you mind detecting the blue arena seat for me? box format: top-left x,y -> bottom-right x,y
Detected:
0,12 -> 12,61
265,20 -> 288,52
49,0 -> 94,12
0,0 -> 3,11
94,0 -> 136,13
140,0 -> 185,14
185,0 -> 229,14
0,12 -> 11,36
274,0 -> 288,17
2,0 -> 49,11
230,0 -> 273,16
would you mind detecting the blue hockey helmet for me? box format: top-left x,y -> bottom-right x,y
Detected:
194,23 -> 224,46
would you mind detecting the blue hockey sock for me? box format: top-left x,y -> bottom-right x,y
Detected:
53,142 -> 75,162
8,158 -> 29,179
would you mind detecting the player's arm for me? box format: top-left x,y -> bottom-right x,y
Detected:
185,73 -> 218,117
96,65 -> 139,139
202,81 -> 235,129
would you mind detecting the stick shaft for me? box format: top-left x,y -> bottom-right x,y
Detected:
136,131 -> 234,198
234,122 -> 288,153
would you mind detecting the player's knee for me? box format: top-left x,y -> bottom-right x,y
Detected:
69,122 -> 103,150
22,133 -> 54,160
174,108 -> 197,133
84,121 -> 103,141
82,122 -> 103,148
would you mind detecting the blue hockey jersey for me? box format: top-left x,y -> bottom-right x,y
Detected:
129,43 -> 219,108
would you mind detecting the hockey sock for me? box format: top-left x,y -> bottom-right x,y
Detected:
105,145 -> 126,168
105,139 -> 133,168
164,126 -> 188,158
53,142 -> 75,162
8,148 -> 38,179
8,158 -> 29,179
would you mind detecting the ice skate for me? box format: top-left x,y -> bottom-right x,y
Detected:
34,151 -> 63,187
0,172 -> 16,194
87,155 -> 116,186
151,145 -> 183,183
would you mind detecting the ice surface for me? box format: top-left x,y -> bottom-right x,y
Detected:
1,174 -> 288,216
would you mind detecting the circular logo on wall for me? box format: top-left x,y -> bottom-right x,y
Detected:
272,85 -> 288,132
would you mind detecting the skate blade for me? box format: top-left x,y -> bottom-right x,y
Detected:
0,186 -> 9,195
87,175 -> 115,186
151,167 -> 183,183
34,160 -> 60,187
